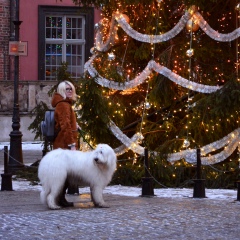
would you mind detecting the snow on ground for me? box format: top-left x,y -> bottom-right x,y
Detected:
0,141 -> 44,150
12,180 -> 239,201
1,142 -> 239,201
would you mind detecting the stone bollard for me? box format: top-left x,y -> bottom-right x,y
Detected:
1,146 -> 13,191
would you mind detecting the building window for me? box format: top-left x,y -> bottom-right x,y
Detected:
39,6 -> 94,81
45,16 -> 85,80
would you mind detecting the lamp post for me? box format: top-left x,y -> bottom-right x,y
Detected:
9,0 -> 23,172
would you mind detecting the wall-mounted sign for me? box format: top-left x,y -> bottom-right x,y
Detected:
9,41 -> 28,56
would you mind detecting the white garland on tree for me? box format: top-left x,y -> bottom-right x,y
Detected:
95,16 -> 118,52
168,128 -> 240,165
195,12 -> 240,42
109,120 -> 144,155
85,56 -> 221,93
95,10 -> 240,52
114,11 -> 191,43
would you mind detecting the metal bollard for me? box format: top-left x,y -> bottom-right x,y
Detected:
193,148 -> 206,198
1,146 -> 13,191
236,181 -> 240,201
4,146 -> 8,174
141,148 -> 154,197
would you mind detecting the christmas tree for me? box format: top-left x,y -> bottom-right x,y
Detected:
72,0 -> 240,188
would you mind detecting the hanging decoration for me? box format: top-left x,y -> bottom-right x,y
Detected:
168,128 -> 240,165
236,3 -> 240,11
186,18 -> 200,32
95,10 -> 240,53
194,12 -> 240,42
95,16 -> 119,52
145,102 -> 151,109
186,48 -> 194,57
109,121 -> 144,155
182,139 -> 190,148
85,57 -> 221,93
108,52 -> 115,60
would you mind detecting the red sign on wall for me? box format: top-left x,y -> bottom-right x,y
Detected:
9,41 -> 28,56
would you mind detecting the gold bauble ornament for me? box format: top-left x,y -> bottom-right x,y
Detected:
122,14 -> 130,23
188,5 -> 198,15
186,19 -> 199,32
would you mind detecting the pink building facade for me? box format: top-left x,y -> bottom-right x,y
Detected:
0,0 -> 101,81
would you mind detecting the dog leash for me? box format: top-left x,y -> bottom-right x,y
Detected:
78,129 -> 94,149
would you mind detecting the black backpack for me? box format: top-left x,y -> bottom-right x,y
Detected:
40,110 -> 58,142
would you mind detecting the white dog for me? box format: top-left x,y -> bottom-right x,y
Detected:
38,144 -> 117,210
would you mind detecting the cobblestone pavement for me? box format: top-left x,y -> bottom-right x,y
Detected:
1,146 -> 240,239
0,190 -> 240,240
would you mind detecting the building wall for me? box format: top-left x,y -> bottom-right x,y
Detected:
0,0 -> 101,142
0,0 -> 10,81
0,81 -> 55,142
1,115 -> 40,142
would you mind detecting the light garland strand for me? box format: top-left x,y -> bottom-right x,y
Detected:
195,12 -> 240,42
167,128 -> 240,165
95,10 -> 240,52
109,120 -> 144,155
110,117 -> 240,165
113,132 -> 144,156
95,16 -> 119,52
114,11 -> 191,43
85,57 -> 222,93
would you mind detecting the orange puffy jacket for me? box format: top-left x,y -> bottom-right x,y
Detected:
51,93 -> 78,149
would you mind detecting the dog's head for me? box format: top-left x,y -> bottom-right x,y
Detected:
93,144 -> 117,168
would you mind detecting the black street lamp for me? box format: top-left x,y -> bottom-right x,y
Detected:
9,0 -> 23,172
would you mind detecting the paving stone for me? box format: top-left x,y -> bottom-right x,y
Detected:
0,191 -> 240,239
1,147 -> 240,239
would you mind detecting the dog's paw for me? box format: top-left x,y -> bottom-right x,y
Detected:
48,205 -> 62,210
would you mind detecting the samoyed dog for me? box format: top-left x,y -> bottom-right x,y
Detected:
38,144 -> 117,210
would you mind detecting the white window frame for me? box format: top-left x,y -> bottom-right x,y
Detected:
45,15 -> 86,80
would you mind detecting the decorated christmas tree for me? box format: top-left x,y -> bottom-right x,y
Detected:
72,0 -> 240,187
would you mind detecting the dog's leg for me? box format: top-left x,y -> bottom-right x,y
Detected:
90,186 -> 109,208
40,189 -> 47,204
58,180 -> 74,207
46,186 -> 64,210
47,193 -> 61,210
